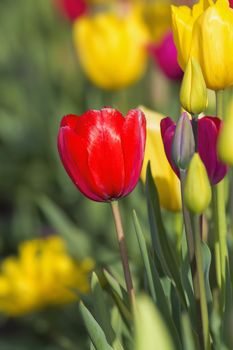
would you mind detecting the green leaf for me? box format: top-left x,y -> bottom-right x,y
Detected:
102,270 -> 132,329
181,313 -> 196,350
134,295 -> 175,350
146,164 -> 187,308
91,273 -> 116,345
80,302 -> 113,350
36,195 -> 90,258
133,210 -> 181,349
132,210 -> 156,302
202,243 -> 212,304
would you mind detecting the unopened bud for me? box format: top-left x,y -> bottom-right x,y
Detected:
184,153 -> 211,213
172,112 -> 195,170
218,99 -> 233,165
180,57 -> 208,115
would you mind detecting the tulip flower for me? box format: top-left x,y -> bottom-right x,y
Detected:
148,31 -> 183,81
184,153 -> 212,213
229,0 -> 233,7
58,108 -> 146,202
53,0 -> 87,21
140,106 -> 181,212
161,116 -> 228,185
73,11 -> 149,89
172,0 -> 233,90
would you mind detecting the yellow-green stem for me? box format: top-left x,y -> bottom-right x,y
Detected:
191,214 -> 211,350
214,90 -> 228,310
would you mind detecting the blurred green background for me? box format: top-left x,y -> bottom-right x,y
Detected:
0,1 -> 182,348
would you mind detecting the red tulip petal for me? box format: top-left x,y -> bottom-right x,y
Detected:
85,108 -> 125,200
121,109 -> 146,195
58,126 -> 103,201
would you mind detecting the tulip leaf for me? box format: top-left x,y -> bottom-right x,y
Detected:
202,242 -> 212,304
146,164 -> 187,308
181,313 -> 196,350
80,302 -> 113,350
102,270 -> 132,329
91,273 -> 116,346
132,210 -> 156,302
36,195 -> 90,258
133,210 -> 182,349
134,295 -> 175,350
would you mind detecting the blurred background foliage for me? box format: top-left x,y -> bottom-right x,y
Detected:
0,0 -> 184,348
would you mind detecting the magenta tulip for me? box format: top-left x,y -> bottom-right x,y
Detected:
161,116 -> 228,185
148,31 -> 183,81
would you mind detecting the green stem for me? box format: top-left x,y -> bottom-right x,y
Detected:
191,214 -> 210,350
180,170 -> 198,298
110,201 -> 135,306
214,90 -> 228,310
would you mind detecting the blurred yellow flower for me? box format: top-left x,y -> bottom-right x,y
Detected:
140,106 -> 181,212
0,236 -> 94,316
172,0 -> 233,90
73,10 -> 149,89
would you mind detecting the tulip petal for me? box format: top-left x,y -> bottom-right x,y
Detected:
85,108 -> 125,200
160,117 -> 180,177
198,116 -> 228,184
121,109 -> 146,195
58,124 -> 103,202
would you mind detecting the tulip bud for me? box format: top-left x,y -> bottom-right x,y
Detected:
172,112 -> 195,170
180,57 -> 208,115
218,99 -> 233,165
184,153 -> 212,213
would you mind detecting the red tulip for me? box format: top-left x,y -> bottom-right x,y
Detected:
53,0 -> 87,22
229,0 -> 233,8
160,116 -> 228,185
148,31 -> 183,81
58,108 -> 146,202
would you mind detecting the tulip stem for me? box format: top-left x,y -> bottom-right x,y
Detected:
180,170 -> 198,296
191,214 -> 210,350
110,201 -> 135,307
214,90 -> 228,310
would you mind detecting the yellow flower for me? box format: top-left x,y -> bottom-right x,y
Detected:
140,106 -> 181,212
73,10 -> 149,89
0,236 -> 94,316
172,0 -> 233,90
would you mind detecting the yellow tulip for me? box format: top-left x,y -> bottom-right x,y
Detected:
172,0 -> 233,90
73,10 -> 149,90
140,106 -> 181,212
0,236 -> 94,316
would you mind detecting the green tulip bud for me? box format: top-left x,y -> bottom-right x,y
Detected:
184,153 -> 211,213
180,57 -> 208,115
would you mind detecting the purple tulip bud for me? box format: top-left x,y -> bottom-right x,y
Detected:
172,112 -> 195,170
161,115 -> 228,185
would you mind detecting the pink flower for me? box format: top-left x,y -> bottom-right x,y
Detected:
148,31 -> 183,81
53,0 -> 87,22
160,116 -> 228,185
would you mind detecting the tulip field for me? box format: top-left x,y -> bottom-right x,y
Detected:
1,0 -> 233,349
